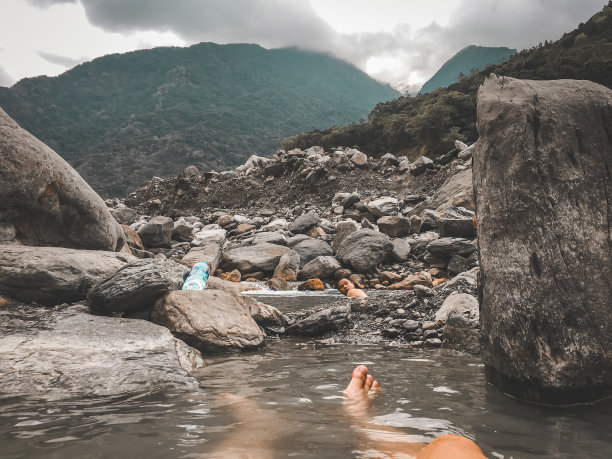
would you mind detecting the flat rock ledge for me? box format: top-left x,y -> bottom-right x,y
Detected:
0,301 -> 203,399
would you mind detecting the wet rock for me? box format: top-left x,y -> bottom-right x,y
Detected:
137,216 -> 174,247
292,238 -> 333,268
300,256 -> 342,280
267,277 -> 291,291
337,229 -> 393,272
426,238 -> 477,260
273,250 -> 301,281
289,210 -> 319,234
0,245 -> 134,304
286,305 -> 350,336
298,278 -> 325,291
180,243 -> 222,272
474,76 -> 612,403
377,216 -> 412,238
0,303 -> 203,398
152,290 -> 264,351
222,243 -> 294,274
366,197 -> 399,217
87,259 -> 189,314
0,108 -> 124,251
386,271 -> 432,290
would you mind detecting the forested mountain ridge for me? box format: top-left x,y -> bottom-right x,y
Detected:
283,3 -> 612,160
418,45 -> 516,94
0,43 -> 398,197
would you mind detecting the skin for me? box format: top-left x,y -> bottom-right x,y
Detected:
347,288 -> 367,298
212,366 -> 487,458
338,278 -> 356,295
343,365 -> 487,459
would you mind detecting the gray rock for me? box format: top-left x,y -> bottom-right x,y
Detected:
474,76 -> 612,403
332,219 -> 359,252
181,165 -> 200,180
426,237 -> 477,260
0,222 -> 16,242
287,234 -> 311,247
410,156 -> 434,175
410,215 -> 423,234
292,238 -> 333,268
421,209 -> 440,231
87,259 -> 189,314
300,256 -> 342,280
435,293 -> 479,322
0,303 -> 203,398
381,153 -> 399,166
337,229 -> 393,272
0,107 -> 124,251
152,290 -> 264,351
266,277 -> 291,291
438,207 -> 476,238
110,206 -> 139,225
306,167 -> 326,185
403,320 -> 420,332
172,219 -> 194,241
191,228 -> 226,246
137,216 -> 174,247
411,168 -> 474,216
458,144 -> 475,160
264,162 -> 284,177
222,243 -> 294,274
455,140 -> 468,151
341,192 -> 361,209
366,197 -> 399,217
273,250 -> 300,281
443,310 -> 481,355
390,238 -> 411,262
377,216 -> 411,237
399,158 -> 412,173
0,245 -> 135,304
289,210 -> 319,233
180,243 -> 222,273
447,254 -> 469,274
349,149 -> 368,167
253,232 -> 287,245
286,305 -> 350,336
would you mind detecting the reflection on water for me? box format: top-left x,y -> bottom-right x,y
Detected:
1,339 -> 611,458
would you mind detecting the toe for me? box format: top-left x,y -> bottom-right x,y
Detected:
345,365 -> 369,395
364,374 -> 374,391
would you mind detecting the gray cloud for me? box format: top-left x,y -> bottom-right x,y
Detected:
0,64 -> 15,87
26,0 -> 608,92
37,50 -> 89,68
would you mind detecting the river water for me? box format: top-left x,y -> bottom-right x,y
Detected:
1,293 -> 611,458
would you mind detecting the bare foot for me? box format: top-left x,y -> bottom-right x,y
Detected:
343,365 -> 381,419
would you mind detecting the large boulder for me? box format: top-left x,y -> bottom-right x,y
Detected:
300,256 -> 342,280
87,259 -> 189,314
292,238 -> 333,268
474,75 -> 612,403
289,210 -> 319,234
180,243 -> 222,272
0,303 -> 203,398
221,243 -> 293,274
337,229 -> 393,272
434,293 -> 478,322
0,107 -> 124,251
152,290 -> 264,351
137,216 -> 174,247
0,245 -> 135,304
332,219 -> 359,252
273,250 -> 300,281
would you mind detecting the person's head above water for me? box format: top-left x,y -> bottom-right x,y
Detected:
338,278 -> 355,295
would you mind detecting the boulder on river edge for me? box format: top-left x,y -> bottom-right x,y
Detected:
474,75 -> 612,404
0,108 -> 125,251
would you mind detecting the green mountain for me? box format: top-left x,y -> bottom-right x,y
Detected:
0,43 -> 398,197
283,2 -> 612,160
418,45 -> 516,94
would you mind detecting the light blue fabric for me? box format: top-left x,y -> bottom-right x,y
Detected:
182,262 -> 210,290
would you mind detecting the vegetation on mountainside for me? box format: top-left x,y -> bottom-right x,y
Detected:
283,2 -> 612,160
418,45 -> 516,94
0,43 -> 398,197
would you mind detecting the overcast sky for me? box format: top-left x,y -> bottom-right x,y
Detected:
0,0 -> 606,92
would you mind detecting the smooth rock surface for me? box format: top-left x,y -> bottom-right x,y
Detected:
292,238 -> 333,268
0,108 -> 124,251
272,250 -> 300,281
0,303 -> 203,398
152,290 -> 264,351
286,305 -> 350,336
474,75 -> 612,403
337,229 -> 393,272
300,256 -> 342,280
87,259 -> 189,313
180,243 -> 222,272
222,243 -> 294,274
0,245 -> 134,304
